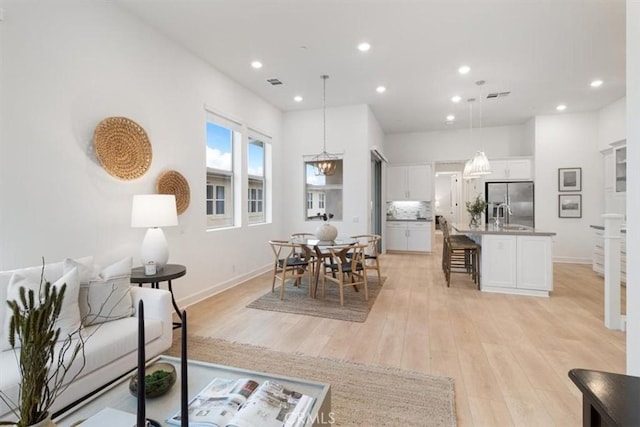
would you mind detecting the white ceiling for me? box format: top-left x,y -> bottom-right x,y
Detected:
116,0 -> 626,134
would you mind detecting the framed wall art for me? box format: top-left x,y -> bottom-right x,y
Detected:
558,194 -> 582,218
558,167 -> 582,192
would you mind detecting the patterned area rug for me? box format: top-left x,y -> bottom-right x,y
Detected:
166,334 -> 457,427
246,276 -> 386,322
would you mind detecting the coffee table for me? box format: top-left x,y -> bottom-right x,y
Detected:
54,355 -> 331,427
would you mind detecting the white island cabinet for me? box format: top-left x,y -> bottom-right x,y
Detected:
453,224 -> 555,297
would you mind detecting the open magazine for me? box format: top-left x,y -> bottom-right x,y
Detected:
167,377 -> 316,427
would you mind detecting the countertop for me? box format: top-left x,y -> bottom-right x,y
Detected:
386,218 -> 432,222
452,223 -> 556,236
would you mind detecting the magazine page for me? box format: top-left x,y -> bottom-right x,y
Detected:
226,380 -> 316,427
167,378 -> 259,427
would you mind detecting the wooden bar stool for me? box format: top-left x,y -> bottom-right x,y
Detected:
439,218 -> 480,288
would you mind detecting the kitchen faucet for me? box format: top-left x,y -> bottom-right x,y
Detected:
495,203 -> 512,227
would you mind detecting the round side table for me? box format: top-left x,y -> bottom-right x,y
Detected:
130,264 -> 186,329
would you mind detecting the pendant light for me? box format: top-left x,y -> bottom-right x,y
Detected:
462,98 -> 476,180
310,75 -> 339,176
469,80 -> 492,176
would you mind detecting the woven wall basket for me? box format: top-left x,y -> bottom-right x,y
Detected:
93,116 -> 152,180
157,170 -> 190,215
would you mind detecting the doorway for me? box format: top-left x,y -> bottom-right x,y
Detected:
371,154 -> 382,244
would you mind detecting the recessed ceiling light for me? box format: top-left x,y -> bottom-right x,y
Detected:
590,79 -> 603,88
458,65 -> 471,75
451,95 -> 462,103
294,95 -> 303,102
446,115 -> 455,121
357,42 -> 371,52
556,104 -> 567,111
376,86 -> 386,93
251,61 -> 263,69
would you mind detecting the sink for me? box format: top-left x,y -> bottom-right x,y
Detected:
501,224 -> 531,231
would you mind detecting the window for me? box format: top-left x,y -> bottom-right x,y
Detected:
215,185 -> 225,214
247,138 -> 266,224
305,160 -> 343,220
206,118 -> 237,229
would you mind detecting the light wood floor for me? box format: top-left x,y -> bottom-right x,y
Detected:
183,234 -> 626,426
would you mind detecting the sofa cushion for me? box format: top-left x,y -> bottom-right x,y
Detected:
63,256 -> 96,285
80,257 -> 134,326
1,267 -> 81,351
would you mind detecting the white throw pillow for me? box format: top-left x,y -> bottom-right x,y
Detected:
2,267 -> 81,351
63,256 -> 96,285
79,257 -> 134,326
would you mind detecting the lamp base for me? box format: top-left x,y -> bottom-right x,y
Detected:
141,227 -> 169,270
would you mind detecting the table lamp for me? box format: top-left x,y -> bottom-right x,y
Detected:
131,194 -> 178,271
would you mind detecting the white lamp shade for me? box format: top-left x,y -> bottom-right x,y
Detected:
462,159 -> 474,180
131,194 -> 178,228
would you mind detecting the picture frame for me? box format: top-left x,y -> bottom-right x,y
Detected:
558,167 -> 582,192
558,194 -> 582,218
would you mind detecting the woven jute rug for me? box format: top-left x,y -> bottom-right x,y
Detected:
166,335 -> 457,427
246,276 -> 386,322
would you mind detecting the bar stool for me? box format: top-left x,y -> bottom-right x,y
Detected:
439,217 -> 480,288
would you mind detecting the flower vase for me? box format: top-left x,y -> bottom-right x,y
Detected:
315,223 -> 338,241
469,213 -> 481,228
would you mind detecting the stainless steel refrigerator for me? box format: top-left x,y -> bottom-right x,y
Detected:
485,181 -> 535,227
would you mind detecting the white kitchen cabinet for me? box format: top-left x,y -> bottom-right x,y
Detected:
481,234 -> 552,296
386,164 -> 432,201
481,235 -> 517,288
407,222 -> 431,252
386,222 -> 408,251
592,226 -> 626,282
385,221 -> 431,252
485,158 -> 532,181
614,144 -> 626,193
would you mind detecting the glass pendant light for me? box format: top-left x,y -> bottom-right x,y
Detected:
469,80 -> 492,176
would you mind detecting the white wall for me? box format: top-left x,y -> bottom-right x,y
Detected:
597,97 -> 626,151
282,104 -> 371,238
626,1 -> 639,375
534,113 -> 603,263
384,124 -> 529,163
0,1 -> 284,306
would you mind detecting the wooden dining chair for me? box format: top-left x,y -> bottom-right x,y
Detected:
349,234 -> 382,283
321,243 -> 369,306
268,240 -> 313,299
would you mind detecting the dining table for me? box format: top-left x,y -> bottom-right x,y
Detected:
289,237 -> 357,297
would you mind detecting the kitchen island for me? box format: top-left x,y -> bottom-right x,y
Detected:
452,223 -> 556,297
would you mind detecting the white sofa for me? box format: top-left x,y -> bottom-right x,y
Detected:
0,258 -> 174,421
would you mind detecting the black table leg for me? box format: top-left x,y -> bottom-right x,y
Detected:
167,279 -> 183,329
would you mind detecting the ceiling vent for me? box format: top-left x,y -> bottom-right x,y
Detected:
486,91 -> 511,99
266,78 -> 283,86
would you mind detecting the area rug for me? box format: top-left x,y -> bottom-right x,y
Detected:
246,276 -> 386,322
165,335 -> 457,427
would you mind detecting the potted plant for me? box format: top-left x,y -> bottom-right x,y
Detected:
0,274 -> 86,427
466,194 -> 488,228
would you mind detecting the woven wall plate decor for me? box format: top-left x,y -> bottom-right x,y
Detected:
157,170 -> 190,215
93,116 -> 152,180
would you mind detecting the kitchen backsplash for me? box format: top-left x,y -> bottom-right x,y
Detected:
386,201 -> 432,220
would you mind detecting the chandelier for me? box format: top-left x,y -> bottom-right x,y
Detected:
310,75 -> 339,176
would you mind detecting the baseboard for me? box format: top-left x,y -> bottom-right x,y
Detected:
553,256 -> 591,264
177,263 -> 272,309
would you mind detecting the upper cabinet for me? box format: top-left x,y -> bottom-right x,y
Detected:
387,164 -> 432,201
485,158 -> 533,181
614,144 -> 626,193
